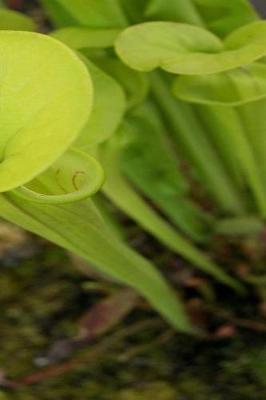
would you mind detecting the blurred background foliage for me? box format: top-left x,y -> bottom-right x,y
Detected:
0,0 -> 265,399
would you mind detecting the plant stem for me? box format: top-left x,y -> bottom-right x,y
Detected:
100,141 -> 243,291
150,72 -> 246,215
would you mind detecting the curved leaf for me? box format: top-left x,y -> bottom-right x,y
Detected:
0,193 -> 193,332
115,21 -> 266,75
76,57 -> 126,148
150,72 -> 246,214
120,107 -> 207,241
52,0 -> 128,28
193,0 -> 258,37
51,27 -> 121,50
173,63 -> 266,106
99,128 -> 242,291
120,0 -> 148,23
144,0 -> 204,26
0,9 -> 36,31
115,22 -> 222,74
91,56 -> 149,109
0,31 -> 92,193
12,148 -> 104,204
239,98 -> 266,192
40,0 -> 77,27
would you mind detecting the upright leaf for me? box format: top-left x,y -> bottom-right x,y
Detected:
48,0 -> 128,28
40,0 -> 76,27
0,31 -> 92,192
145,0 -> 204,26
51,27 -> 121,50
0,9 -> 36,31
76,57 -> 126,147
91,56 -> 149,110
193,0 -> 258,37
12,148 -> 104,204
99,128 -> 242,290
173,63 -> 266,107
0,30 -> 192,332
120,105 -> 207,241
0,193 -> 193,332
119,0 -> 147,23
150,72 -> 246,214
239,98 -> 266,191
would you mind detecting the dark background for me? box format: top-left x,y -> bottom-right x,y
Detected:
251,0 -> 266,17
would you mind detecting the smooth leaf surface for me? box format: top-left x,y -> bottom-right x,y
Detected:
145,0 -> 204,26
120,0 -> 147,23
115,22 -> 222,74
0,193 -> 193,332
91,56 -> 149,109
0,31 -> 92,192
193,0 -> 258,36
99,128 -> 241,290
51,27 -> 121,50
150,72 -> 246,214
76,57 -> 126,147
53,0 -> 128,28
239,98 -> 266,192
115,21 -> 266,75
120,107 -> 207,241
40,0 -> 77,27
0,9 -> 36,31
194,105 -> 244,187
12,148 -> 104,204
173,63 -> 266,106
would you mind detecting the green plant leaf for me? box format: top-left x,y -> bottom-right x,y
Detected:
173,63 -> 266,106
239,98 -> 266,191
48,0 -> 128,28
120,105 -> 207,241
40,0 -> 77,27
120,0 -> 147,23
76,57 -> 126,148
205,107 -> 266,216
91,56 -> 149,109
0,193 -> 193,333
51,27 -> 121,50
115,21 -> 266,75
215,216 -> 263,236
0,9 -> 36,31
193,0 -> 258,37
144,0 -> 204,26
193,105 -> 244,188
12,148 -> 104,204
0,27 -> 192,332
0,31 -> 92,193
99,127 -> 242,291
115,22 -> 222,74
192,102 -> 266,216
150,72 -> 246,214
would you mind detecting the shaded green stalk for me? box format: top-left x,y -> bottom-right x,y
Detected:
148,0 -> 204,25
120,108 -> 208,242
195,105 -> 244,189
100,140 -> 242,291
239,99 -> 266,192
150,72 -> 246,215
231,108 -> 266,216
0,193 -> 193,333
198,106 -> 266,217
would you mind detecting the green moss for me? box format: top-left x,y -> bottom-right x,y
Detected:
0,236 -> 265,399
116,382 -> 177,400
